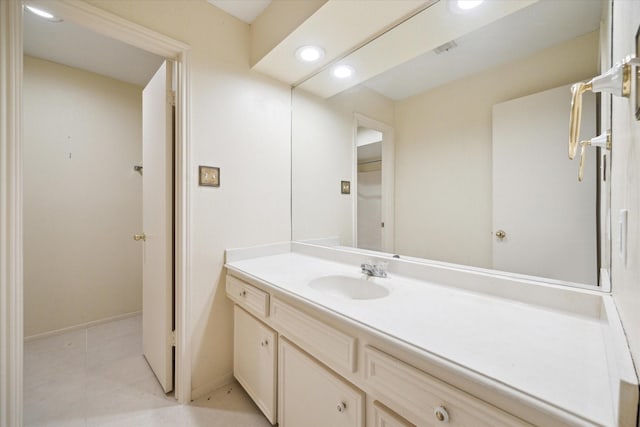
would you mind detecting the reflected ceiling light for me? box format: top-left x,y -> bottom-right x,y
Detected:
25,5 -> 62,22
295,45 -> 325,63
332,65 -> 354,79
449,0 -> 484,13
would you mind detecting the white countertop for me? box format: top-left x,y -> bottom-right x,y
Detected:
225,244 -> 635,426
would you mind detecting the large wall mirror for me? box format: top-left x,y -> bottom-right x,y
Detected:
291,0 -> 612,288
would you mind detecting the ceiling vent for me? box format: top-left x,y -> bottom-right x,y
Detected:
434,40 -> 458,55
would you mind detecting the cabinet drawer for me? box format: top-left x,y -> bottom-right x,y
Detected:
271,297 -> 357,372
373,401 -> 415,427
226,274 -> 269,318
279,338 -> 364,427
363,346 -> 530,426
233,306 -> 277,424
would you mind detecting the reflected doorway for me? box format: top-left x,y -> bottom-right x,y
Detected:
354,115 -> 394,253
22,4 -> 177,410
356,127 -> 383,251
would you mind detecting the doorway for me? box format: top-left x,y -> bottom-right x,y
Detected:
22,3 -> 179,395
0,2 -> 193,422
354,114 -> 395,253
356,127 -> 383,251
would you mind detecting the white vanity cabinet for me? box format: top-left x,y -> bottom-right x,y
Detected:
225,243 -> 636,427
227,273 -> 529,427
233,306 -> 277,424
278,338 -> 365,427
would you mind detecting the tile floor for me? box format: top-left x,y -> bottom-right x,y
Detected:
24,315 -> 272,427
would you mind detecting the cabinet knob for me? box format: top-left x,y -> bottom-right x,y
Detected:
260,339 -> 269,347
434,406 -> 449,422
239,290 -> 247,297
336,402 -> 347,413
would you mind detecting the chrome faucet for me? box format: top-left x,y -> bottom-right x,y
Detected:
361,261 -> 387,278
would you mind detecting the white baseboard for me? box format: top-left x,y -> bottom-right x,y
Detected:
190,372 -> 235,402
24,310 -> 142,342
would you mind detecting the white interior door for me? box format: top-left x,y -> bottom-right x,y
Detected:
492,84 -> 597,285
142,60 -> 174,393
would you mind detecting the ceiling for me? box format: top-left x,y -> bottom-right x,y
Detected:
251,0 -> 430,86
207,0 -> 272,24
294,0 -> 603,99
23,0 -> 277,85
362,0 -> 602,100
23,7 -> 164,87
22,0 -> 602,100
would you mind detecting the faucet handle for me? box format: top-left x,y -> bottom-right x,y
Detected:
361,260 -> 387,277
373,261 -> 388,277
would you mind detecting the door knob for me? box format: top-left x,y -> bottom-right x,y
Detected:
133,233 -> 146,241
495,230 -> 506,240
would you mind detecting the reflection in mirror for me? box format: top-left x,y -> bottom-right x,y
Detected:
357,126 -> 383,251
291,0 -> 610,287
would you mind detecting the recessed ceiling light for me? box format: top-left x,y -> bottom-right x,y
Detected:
295,45 -> 325,63
25,5 -> 62,22
332,65 -> 354,79
449,0 -> 484,13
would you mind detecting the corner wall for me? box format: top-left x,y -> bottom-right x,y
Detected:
23,56 -> 143,337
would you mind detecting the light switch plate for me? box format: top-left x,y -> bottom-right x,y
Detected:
199,166 -> 220,187
341,180 -> 350,194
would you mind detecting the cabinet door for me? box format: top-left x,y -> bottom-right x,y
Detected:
279,338 -> 364,427
373,401 -> 415,427
233,306 -> 277,424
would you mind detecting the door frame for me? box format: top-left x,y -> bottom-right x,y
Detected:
353,113 -> 395,252
0,2 -> 193,423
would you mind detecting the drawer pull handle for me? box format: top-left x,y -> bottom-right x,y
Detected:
434,406 -> 449,422
337,402 -> 347,413
239,290 -> 247,297
260,339 -> 269,347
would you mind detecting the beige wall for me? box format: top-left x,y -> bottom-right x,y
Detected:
23,56 -> 142,337
84,0 -> 292,397
394,31 -> 599,268
292,85 -> 395,246
611,0 -> 640,377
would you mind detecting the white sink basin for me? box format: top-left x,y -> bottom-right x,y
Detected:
308,275 -> 390,300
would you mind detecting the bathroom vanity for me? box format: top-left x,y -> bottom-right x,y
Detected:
225,242 -> 638,427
